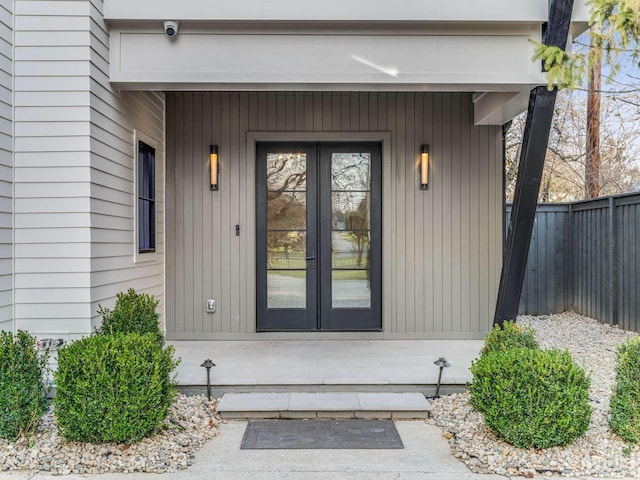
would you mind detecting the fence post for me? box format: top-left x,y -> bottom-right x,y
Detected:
608,196 -> 618,326
567,203 -> 573,313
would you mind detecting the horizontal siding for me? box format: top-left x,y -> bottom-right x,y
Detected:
0,0 -> 12,331
88,0 -> 165,331
12,0 -> 165,337
14,0 -> 93,334
166,91 -> 502,339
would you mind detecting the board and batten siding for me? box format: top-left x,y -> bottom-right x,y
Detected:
13,0 -> 164,339
166,92 -> 502,340
0,0 -> 12,332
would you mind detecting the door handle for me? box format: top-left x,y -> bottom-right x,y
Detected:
305,256 -> 315,261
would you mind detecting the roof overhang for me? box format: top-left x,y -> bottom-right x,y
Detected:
104,0 -> 590,125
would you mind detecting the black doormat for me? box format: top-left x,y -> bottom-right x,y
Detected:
241,419 -> 404,449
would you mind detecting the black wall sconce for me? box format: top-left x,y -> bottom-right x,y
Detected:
420,144 -> 429,190
210,145 -> 219,191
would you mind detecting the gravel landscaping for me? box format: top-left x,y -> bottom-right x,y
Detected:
0,394 -> 219,474
429,311 -> 640,478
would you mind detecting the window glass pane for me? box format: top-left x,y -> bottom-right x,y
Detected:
331,153 -> 370,191
331,270 -> 371,308
332,192 -> 369,230
138,199 -> 155,251
267,153 -> 306,191
138,142 -> 155,199
138,140 -> 156,253
268,192 -> 306,230
268,271 -> 306,308
332,231 -> 370,269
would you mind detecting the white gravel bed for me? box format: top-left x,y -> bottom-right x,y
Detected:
0,394 -> 220,475
429,311 -> 640,478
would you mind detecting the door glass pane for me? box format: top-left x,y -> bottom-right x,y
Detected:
267,231 -> 306,269
332,270 -> 371,308
332,231 -> 370,269
268,271 -> 306,308
331,153 -> 370,190
266,150 -> 307,310
267,153 -> 306,190
331,192 -> 369,230
331,151 -> 372,310
268,192 -> 306,230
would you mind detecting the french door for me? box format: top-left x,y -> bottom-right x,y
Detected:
256,142 -> 382,331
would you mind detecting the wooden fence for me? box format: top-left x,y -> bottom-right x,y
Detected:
506,192 -> 640,331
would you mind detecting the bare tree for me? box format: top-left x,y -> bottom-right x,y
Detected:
506,88 -> 640,202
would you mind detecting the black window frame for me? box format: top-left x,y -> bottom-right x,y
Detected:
137,140 -> 156,254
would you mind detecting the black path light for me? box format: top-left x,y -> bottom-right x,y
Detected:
200,358 -> 216,400
433,357 -> 450,398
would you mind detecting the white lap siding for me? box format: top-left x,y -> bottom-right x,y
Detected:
0,0 -> 12,332
13,0 -> 164,340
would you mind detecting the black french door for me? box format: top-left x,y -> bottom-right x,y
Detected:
256,142 -> 382,331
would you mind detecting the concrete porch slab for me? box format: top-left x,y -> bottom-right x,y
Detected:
168,339 -> 482,396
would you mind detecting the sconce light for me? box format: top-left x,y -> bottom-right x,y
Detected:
420,144 -> 429,190
210,145 -> 219,191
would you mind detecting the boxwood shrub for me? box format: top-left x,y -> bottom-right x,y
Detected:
480,320 -> 538,356
469,347 -> 592,449
610,337 -> 640,443
0,330 -> 49,441
97,289 -> 163,343
54,333 -> 179,443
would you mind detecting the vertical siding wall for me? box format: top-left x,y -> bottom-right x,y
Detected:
166,92 -> 502,339
0,0 -> 11,332
13,0 -> 164,339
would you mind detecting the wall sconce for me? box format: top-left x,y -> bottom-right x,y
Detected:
210,145 -> 219,191
420,144 -> 429,190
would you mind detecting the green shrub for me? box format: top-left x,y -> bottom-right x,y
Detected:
469,348 -> 592,449
480,320 -> 538,356
610,337 -> 640,443
54,333 -> 179,443
0,330 -> 49,441
97,289 -> 163,342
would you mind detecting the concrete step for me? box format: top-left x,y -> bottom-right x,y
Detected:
217,392 -> 432,420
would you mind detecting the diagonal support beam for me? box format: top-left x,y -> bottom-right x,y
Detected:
493,0 -> 575,327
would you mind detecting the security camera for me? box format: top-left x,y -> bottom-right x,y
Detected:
164,21 -> 179,37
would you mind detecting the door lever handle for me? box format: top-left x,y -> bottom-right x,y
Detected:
305,256 -> 315,260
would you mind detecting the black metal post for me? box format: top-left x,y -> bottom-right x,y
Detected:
493,0 -> 575,327
433,357 -> 450,398
200,358 -> 216,400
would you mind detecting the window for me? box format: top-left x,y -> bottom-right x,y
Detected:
137,140 -> 156,254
